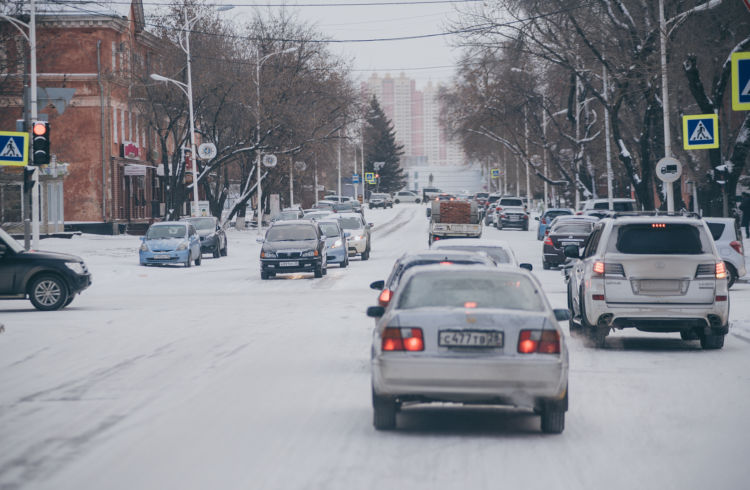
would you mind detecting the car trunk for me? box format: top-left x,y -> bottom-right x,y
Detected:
603,253 -> 717,304
549,232 -> 588,249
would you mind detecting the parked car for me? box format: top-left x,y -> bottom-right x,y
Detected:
430,238 -> 532,270
536,208 -> 575,240
369,250 -> 497,308
393,190 -> 421,204
495,197 -> 529,230
336,212 -> 372,260
368,264 -> 570,432
565,214 -> 729,349
0,227 -> 92,310
578,198 -> 636,214
140,221 -> 202,267
317,219 -> 349,268
260,220 -> 327,279
705,217 -> 746,288
182,216 -> 227,258
332,201 -> 364,215
368,193 -> 393,209
542,217 -> 597,269
422,187 -> 442,202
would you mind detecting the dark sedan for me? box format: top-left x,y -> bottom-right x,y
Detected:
183,216 -> 227,258
260,220 -> 327,279
542,217 -> 597,269
0,227 -> 92,310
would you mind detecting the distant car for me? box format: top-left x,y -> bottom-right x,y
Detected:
260,220 -> 327,279
393,190 -> 420,204
336,212 -> 372,260
317,219 -> 349,268
182,216 -> 227,258
314,200 -> 336,210
369,250 -> 497,308
495,197 -> 529,230
0,227 -> 92,310
274,209 -> 305,221
542,217 -> 597,269
303,210 -> 333,221
430,238 -> 532,270
140,221 -> 202,267
422,187 -> 442,202
705,217 -> 746,288
536,208 -> 575,240
578,198 -> 636,214
324,195 -> 351,203
434,193 -> 457,201
368,264 -> 570,432
368,193 -> 393,209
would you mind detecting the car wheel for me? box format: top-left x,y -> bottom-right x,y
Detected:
372,391 -> 397,430
64,294 -> 75,307
213,247 -> 220,258
541,406 -> 565,434
195,254 -> 202,266
415,198 -> 421,204
341,257 -> 348,268
680,330 -> 700,341
726,262 -> 737,289
700,332 -> 725,350
394,199 -> 400,204
220,242 -> 228,256
369,205 -> 374,209
28,274 -> 69,311
261,271 -> 269,280
185,252 -> 192,268
314,264 -> 323,278
361,248 -> 370,261
543,261 -> 550,270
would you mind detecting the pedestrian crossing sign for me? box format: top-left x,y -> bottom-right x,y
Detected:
731,52 -> 750,111
365,172 -> 375,184
682,114 -> 719,150
0,131 -> 29,166
491,168 -> 500,178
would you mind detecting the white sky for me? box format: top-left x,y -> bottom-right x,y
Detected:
219,0 -> 477,88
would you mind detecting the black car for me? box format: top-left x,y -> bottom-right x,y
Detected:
182,216 -> 227,258
542,217 -> 597,269
260,220 -> 328,279
0,227 -> 92,310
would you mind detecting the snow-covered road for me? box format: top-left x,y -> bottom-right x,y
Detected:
1,206 -> 749,490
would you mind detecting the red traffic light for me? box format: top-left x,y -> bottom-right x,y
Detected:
33,122 -> 48,136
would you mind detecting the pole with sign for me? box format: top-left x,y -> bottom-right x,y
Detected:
731,52 -> 750,111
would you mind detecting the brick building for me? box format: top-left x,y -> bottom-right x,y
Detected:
0,0 -> 167,231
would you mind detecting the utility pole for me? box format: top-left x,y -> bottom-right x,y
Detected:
604,64 -> 614,211
659,0 -> 675,213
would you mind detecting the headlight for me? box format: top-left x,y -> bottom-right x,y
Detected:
261,250 -> 276,258
140,243 -> 148,252
332,239 -> 343,248
64,262 -> 85,274
176,241 -> 188,251
301,250 -> 317,257
355,235 -> 364,241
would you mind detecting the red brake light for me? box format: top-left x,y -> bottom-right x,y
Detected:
544,236 -> 553,246
652,223 -> 666,228
382,327 -> 404,351
715,261 -> 727,279
538,330 -> 561,353
541,218 -> 546,224
518,330 -> 560,354
716,295 -> 727,302
592,294 -> 605,301
518,331 -> 537,354
464,301 -> 477,308
378,289 -> 393,307
439,261 -> 454,266
382,327 -> 423,351
593,261 -> 605,275
730,240 -> 743,254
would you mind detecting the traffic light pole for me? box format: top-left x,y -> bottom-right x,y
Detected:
30,0 -> 40,248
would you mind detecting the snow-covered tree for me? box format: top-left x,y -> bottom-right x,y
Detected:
363,96 -> 406,193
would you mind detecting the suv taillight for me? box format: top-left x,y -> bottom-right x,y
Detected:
518,330 -> 560,354
715,261 -> 727,280
592,262 -> 624,277
382,327 -> 424,352
730,240 -> 743,255
544,236 -> 553,246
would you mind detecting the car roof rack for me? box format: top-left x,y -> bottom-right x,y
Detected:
609,210 -> 702,219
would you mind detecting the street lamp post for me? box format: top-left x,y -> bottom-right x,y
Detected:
255,46 -> 297,240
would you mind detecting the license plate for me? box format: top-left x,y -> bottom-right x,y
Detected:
640,279 -> 680,292
561,241 -> 579,246
154,254 -> 171,259
509,216 -> 520,220
438,330 -> 503,347
279,261 -> 299,267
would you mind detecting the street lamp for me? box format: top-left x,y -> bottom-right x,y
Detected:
255,46 -> 298,241
150,5 -> 233,218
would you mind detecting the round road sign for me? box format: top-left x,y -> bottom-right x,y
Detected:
262,154 -> 278,168
198,142 -> 217,160
656,157 -> 682,183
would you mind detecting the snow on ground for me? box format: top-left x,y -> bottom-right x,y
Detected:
1,206 -> 749,490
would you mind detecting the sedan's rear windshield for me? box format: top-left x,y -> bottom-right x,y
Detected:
615,224 -> 705,254
552,223 -> 593,235
398,271 -> 544,311
146,225 -> 187,239
266,225 -> 317,241
434,245 -> 511,264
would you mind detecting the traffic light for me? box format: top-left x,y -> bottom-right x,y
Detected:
23,166 -> 35,193
32,121 -> 50,165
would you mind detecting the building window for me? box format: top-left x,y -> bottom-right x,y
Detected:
111,42 -> 116,72
113,108 -> 118,144
120,110 -> 125,144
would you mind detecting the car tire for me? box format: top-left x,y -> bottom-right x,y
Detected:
361,248 -> 370,261
185,252 -> 192,268
314,264 -> 323,278
394,199 -> 400,204
541,407 -> 565,434
195,254 -> 202,266
543,261 -> 550,270
680,330 -> 700,341
369,205 -> 374,209
220,242 -> 228,257
415,198 -> 421,204
28,274 -> 69,311
700,332 -> 725,350
726,262 -> 737,289
372,391 -> 397,430
261,271 -> 269,280
213,248 -> 220,258
64,294 -> 76,307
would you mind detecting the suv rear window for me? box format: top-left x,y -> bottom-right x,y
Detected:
593,201 -> 634,211
615,224 -> 705,254
500,198 -> 523,206
707,222 -> 724,241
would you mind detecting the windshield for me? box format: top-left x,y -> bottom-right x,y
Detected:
398,271 -> 545,311
552,223 -> 593,235
339,217 -> 362,230
146,225 -> 187,239
435,246 -> 510,263
0,227 -> 25,253
266,225 -> 317,241
318,223 -> 340,237
278,211 -> 300,220
615,224 -> 705,254
188,218 -> 215,231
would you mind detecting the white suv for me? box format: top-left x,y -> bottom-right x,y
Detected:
565,214 -> 729,349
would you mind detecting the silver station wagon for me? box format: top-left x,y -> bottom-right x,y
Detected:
367,265 -> 570,433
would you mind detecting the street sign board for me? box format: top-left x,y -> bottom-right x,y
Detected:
351,173 -> 360,183
198,142 -> 217,160
262,154 -> 277,167
365,172 -> 375,183
682,114 -> 719,150
655,157 -> 682,183
731,52 -> 750,111
490,168 -> 500,178
373,161 -> 385,171
0,131 -> 29,166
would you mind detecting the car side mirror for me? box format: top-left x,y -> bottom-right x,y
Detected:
370,280 -> 384,290
256,236 -> 265,243
520,263 -> 533,271
367,306 -> 385,318
554,309 -> 571,321
534,216 -> 540,221
563,245 -> 580,259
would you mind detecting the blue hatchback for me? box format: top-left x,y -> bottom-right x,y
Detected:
139,221 -> 202,267
317,219 -> 349,268
536,208 -> 574,240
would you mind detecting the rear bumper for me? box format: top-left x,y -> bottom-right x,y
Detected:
543,250 -> 565,265
372,355 -> 567,407
587,301 -> 729,332
500,218 -> 528,228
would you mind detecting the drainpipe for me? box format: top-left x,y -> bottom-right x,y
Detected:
97,40 -> 107,221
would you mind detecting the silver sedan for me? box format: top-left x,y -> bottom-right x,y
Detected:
367,265 -> 570,433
